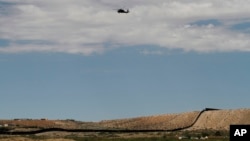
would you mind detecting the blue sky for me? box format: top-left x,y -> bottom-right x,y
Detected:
1,0 -> 250,121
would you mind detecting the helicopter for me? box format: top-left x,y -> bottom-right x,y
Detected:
117,9 -> 129,13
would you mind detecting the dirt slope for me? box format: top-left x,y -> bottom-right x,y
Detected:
99,111 -> 200,130
99,108 -> 250,131
189,108 -> 250,130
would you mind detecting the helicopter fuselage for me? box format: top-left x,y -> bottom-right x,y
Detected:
117,9 -> 129,13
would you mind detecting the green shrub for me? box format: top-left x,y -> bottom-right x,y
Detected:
0,127 -> 10,132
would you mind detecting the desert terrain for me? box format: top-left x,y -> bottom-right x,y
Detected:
0,108 -> 249,140
98,108 -> 250,131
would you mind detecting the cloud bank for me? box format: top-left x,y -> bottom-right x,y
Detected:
1,0 -> 250,55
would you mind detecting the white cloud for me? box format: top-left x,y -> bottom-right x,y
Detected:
1,0 -> 250,55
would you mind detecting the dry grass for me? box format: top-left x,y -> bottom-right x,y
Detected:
0,120 -> 56,128
0,137 -> 74,141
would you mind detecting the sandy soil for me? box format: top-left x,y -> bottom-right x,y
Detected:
189,108 -> 250,130
99,108 -> 250,130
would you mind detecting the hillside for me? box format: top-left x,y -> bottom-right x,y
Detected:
189,108 -> 250,130
0,108 -> 249,133
99,108 -> 250,131
99,111 -> 200,130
